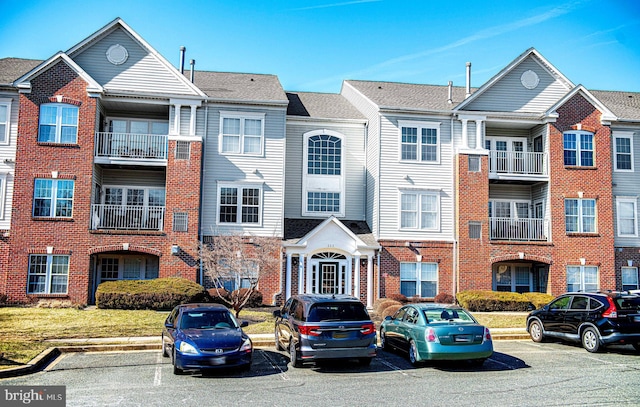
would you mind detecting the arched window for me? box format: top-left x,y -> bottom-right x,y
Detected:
303,131 -> 345,216
307,134 -> 341,175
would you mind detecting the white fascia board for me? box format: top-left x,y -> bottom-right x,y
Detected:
14,52 -> 103,94
546,85 -> 617,123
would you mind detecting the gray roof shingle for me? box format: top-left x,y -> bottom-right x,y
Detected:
590,90 -> 640,121
0,58 -> 42,85
286,91 -> 366,120
188,70 -> 288,103
284,218 -> 377,246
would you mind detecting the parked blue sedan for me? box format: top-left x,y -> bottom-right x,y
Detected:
162,303 -> 253,374
380,303 -> 493,366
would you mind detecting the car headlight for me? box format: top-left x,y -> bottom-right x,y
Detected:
179,341 -> 198,354
239,337 -> 252,352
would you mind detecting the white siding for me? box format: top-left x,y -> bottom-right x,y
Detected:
465,57 -> 570,113
0,92 -> 18,229
72,27 -> 199,96
284,121 -> 366,220
201,105 -> 286,237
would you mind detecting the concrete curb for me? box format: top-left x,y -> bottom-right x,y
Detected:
0,332 -> 528,378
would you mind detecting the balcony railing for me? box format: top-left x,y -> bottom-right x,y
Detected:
95,132 -> 168,160
91,204 -> 165,231
490,217 -> 549,241
488,151 -> 547,176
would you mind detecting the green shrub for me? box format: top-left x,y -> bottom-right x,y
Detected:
96,277 -> 208,310
522,292 -> 555,310
456,290 -> 533,312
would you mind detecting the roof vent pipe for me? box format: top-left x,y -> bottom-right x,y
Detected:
465,62 -> 471,99
179,46 -> 186,74
447,81 -> 453,104
190,59 -> 195,83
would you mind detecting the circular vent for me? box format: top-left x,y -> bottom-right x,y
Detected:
521,70 -> 539,89
106,44 -> 128,65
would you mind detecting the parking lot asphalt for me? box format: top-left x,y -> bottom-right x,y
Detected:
0,326 -> 529,379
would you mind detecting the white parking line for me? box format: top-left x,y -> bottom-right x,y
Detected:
261,350 -> 289,381
377,358 -> 409,376
153,352 -> 162,386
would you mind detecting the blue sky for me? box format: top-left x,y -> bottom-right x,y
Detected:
1,0 -> 639,93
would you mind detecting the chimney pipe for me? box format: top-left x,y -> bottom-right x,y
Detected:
179,46 -> 186,74
447,81 -> 453,104
190,59 -> 195,83
465,62 -> 471,99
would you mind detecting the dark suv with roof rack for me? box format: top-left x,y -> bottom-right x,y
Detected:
526,291 -> 640,352
273,294 -> 377,367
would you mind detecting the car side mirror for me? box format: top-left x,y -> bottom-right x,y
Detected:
273,310 -> 282,318
240,321 -> 249,328
384,315 -> 393,321
164,322 -> 173,329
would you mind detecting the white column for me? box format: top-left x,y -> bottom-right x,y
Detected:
189,105 -> 197,136
298,254 -> 305,295
366,256 -> 373,309
345,260 -> 352,295
173,104 -> 182,135
354,255 -> 361,299
475,119 -> 483,150
306,255 -> 313,293
285,252 -> 292,299
461,119 -> 469,149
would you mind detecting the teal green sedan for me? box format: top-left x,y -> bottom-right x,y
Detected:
379,303 -> 493,366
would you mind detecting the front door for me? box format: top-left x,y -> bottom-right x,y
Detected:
308,252 -> 349,295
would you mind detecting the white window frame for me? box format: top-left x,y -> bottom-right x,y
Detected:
563,131 -> 594,167
613,132 -> 634,172
399,190 -> 440,231
400,262 -> 438,298
33,178 -> 75,218
566,265 -> 599,292
38,103 -> 79,144
398,120 -> 440,164
622,266 -> 639,291
27,254 -> 69,294
0,98 -> 12,145
0,174 -> 6,219
216,182 -> 263,226
565,198 -> 597,233
102,186 -> 166,209
493,264 -> 532,292
616,197 -> 638,237
302,130 -> 345,217
219,111 -> 265,156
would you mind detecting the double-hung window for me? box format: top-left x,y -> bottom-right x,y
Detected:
27,254 -> 69,294
218,184 -> 262,225
565,198 -> 596,233
0,99 -> 11,145
616,197 -> 637,237
38,103 -> 78,144
400,191 -> 439,230
566,265 -> 598,292
33,179 -> 74,218
398,120 -> 440,163
563,131 -> 593,166
614,132 -> 633,171
400,262 -> 438,298
220,112 -> 265,155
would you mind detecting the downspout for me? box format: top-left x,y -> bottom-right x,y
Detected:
451,115 -> 459,300
199,104 -> 209,286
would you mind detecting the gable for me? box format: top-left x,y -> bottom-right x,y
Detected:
70,26 -> 200,97
461,53 -> 573,114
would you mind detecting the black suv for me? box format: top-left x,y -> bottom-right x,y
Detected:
526,291 -> 640,352
273,294 -> 377,367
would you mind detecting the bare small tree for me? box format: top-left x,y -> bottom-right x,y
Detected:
200,232 -> 281,317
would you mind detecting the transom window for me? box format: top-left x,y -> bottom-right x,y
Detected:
563,131 -> 594,167
616,198 -> 637,237
400,191 -> 439,230
567,265 -> 598,292
308,134 -> 341,175
219,112 -> 264,155
565,198 -> 596,233
400,262 -> 438,298
0,99 -> 11,145
38,103 -> 78,144
27,255 -> 69,294
399,120 -> 440,163
218,184 -> 261,224
308,192 -> 340,213
614,133 -> 633,171
33,179 -> 74,218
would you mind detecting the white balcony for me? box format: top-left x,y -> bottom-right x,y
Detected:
94,132 -> 168,164
488,151 -> 548,180
490,217 -> 549,241
91,204 -> 165,231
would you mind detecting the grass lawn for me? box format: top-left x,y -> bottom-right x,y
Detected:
0,306 -> 525,368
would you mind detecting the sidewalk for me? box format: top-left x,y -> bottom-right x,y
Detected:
0,328 -> 529,379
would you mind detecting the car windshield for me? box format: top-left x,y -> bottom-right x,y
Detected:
615,296 -> 640,311
307,302 -> 370,322
422,308 -> 475,323
180,310 -> 238,330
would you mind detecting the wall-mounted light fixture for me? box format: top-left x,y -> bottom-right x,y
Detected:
171,245 -> 180,255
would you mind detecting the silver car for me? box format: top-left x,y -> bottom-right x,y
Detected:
273,294 -> 377,367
